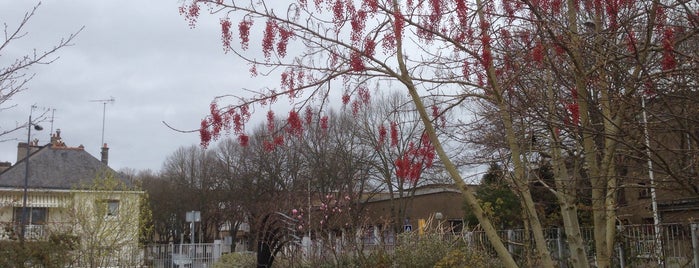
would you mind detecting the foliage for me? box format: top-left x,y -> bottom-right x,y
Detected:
0,233 -> 78,268
434,247 -> 503,268
213,252 -> 256,268
68,173 -> 145,267
392,232 -> 454,268
465,163 -> 522,229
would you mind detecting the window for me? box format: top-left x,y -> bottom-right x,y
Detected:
13,207 -> 48,225
638,183 -> 651,199
13,207 -> 48,239
99,200 -> 120,217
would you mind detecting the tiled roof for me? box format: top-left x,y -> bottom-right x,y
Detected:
0,144 -> 126,190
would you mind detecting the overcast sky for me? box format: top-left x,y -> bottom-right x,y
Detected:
1,1 -> 256,172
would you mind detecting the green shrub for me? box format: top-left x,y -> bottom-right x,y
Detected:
214,251 -> 295,268
393,232 -> 453,268
0,234 -> 78,268
434,247 -> 503,268
214,251 -> 256,268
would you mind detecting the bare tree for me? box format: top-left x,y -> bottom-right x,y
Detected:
0,2 -> 82,140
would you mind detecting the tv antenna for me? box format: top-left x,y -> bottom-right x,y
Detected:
89,97 -> 115,146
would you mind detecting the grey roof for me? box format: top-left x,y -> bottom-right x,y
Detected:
0,144 -> 126,190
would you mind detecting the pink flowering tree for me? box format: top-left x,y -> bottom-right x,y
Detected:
180,0 -> 699,267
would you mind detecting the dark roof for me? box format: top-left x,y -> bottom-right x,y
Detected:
0,144 -> 126,190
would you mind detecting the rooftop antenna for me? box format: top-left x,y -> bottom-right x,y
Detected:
49,108 -> 57,134
89,97 -> 115,146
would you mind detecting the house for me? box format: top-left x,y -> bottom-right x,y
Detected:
0,130 -> 144,267
616,92 -> 699,225
361,184 -> 468,235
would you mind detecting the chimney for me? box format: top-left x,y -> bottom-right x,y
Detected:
101,143 -> 109,165
17,142 -> 41,162
51,129 -> 66,147
0,161 -> 11,173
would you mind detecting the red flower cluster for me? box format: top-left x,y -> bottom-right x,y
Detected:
179,2 -> 200,29
661,27 -> 676,70
395,134 -> 435,183
262,20 -> 277,60
220,18 -> 232,53
287,110 -> 304,136
238,18 -> 253,50
378,125 -> 387,146
390,122 -> 399,147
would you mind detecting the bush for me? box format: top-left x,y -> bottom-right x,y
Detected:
214,251 -> 294,268
434,247 -> 503,268
392,232 -> 454,268
214,251 -> 256,268
0,234 -> 78,268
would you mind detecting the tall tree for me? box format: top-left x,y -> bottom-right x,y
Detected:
180,1 -> 699,267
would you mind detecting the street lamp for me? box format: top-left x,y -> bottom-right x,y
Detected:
20,113 -> 43,242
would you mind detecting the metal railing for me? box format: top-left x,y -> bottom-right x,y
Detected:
144,243 -> 225,268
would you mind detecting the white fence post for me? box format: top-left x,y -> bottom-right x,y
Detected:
692,223 -> 699,268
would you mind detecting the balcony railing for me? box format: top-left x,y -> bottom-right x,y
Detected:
0,221 -> 73,240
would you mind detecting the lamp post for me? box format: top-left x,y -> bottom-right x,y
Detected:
20,113 -> 42,243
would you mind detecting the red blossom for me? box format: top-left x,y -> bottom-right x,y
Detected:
351,100 -> 361,115
200,119 -> 211,148
551,0 -> 562,14
210,102 -> 224,138
179,3 -> 200,28
238,134 -> 249,147
654,6 -> 666,33
233,113 -> 242,133
320,116 -> 329,131
393,9 -> 404,41
431,105 -> 439,119
358,86 -> 370,104
455,0 -> 468,27
462,60 -> 470,77
220,18 -> 233,53
349,4 -> 365,43
267,110 -> 275,132
394,155 -> 410,181
390,121 -> 398,147
262,20 -> 277,60
350,51 -> 365,72
239,18 -> 253,50
342,94 -> 351,105
249,63 -> 258,76
428,0 -> 442,25
331,0 -> 345,32
277,27 -> 293,58
364,38 -> 376,57
532,42 -> 544,63
567,103 -> 579,126
378,125 -> 387,146
480,23 -> 492,67
363,0 -> 378,13
274,135 -> 285,146
281,70 -> 297,96
287,110 -> 303,136
661,27 -> 676,70
394,135 -> 435,184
